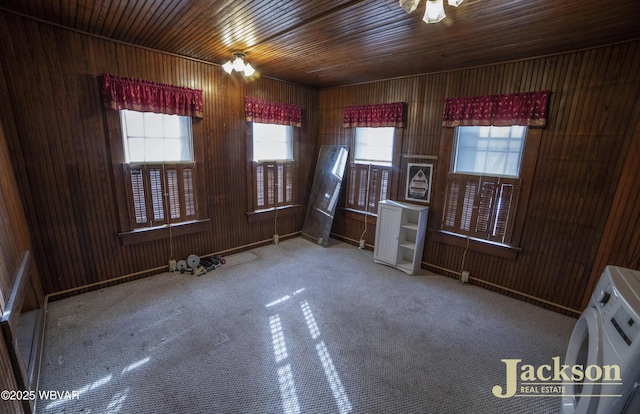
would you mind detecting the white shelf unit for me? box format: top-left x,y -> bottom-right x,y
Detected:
373,200 -> 428,275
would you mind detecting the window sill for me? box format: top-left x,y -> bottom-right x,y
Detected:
119,219 -> 210,246
430,230 -> 521,260
246,204 -> 301,223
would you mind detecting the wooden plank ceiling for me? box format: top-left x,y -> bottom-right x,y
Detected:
2,0 -> 640,88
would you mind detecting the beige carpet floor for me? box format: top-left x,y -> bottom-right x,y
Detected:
35,237 -> 576,413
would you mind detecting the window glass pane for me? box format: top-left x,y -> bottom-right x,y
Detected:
143,113 -> 164,138
163,139 -> 184,162
490,127 -> 510,138
485,152 -> 505,172
354,127 -> 394,166
253,123 -> 292,161
163,115 -> 182,138
123,111 -> 144,137
127,138 -> 145,162
505,153 -> 521,175
453,126 -> 526,177
120,110 -> 193,163
179,118 -> 193,160
145,138 -> 164,162
488,138 -> 508,151
511,125 -> 526,137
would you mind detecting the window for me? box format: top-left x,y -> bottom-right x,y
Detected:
120,110 -> 198,228
345,127 -> 394,214
442,126 -> 527,244
251,122 -> 297,211
453,126 -> 526,177
354,127 -> 394,166
253,123 -> 292,161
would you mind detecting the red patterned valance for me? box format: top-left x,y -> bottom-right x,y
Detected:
442,91 -> 550,127
343,102 -> 406,128
100,73 -> 203,118
244,97 -> 302,127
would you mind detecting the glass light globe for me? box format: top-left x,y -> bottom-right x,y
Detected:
424,0 -> 446,23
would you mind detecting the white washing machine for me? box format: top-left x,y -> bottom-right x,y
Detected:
562,266 -> 640,414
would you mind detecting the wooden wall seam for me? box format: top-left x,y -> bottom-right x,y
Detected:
320,40 -> 640,313
0,10 -> 320,295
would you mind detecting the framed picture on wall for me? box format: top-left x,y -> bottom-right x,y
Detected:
405,163 -> 433,203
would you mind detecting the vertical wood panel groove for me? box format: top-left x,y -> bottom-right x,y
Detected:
0,12 -> 319,296
1,9 -> 639,316
321,41 -> 640,313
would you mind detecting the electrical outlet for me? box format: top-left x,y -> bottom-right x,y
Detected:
461,270 -> 470,283
169,259 -> 177,272
359,239 -> 366,249
273,234 -> 279,245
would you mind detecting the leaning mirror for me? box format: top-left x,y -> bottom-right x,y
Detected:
301,145 -> 349,247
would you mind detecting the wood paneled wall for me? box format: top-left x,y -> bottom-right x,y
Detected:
0,111 -> 43,413
1,9 -> 639,318
320,42 -> 640,314
0,11 -> 319,296
583,107 -> 640,309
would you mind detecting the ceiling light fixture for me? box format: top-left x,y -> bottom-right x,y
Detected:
399,0 -> 464,24
222,51 -> 255,77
